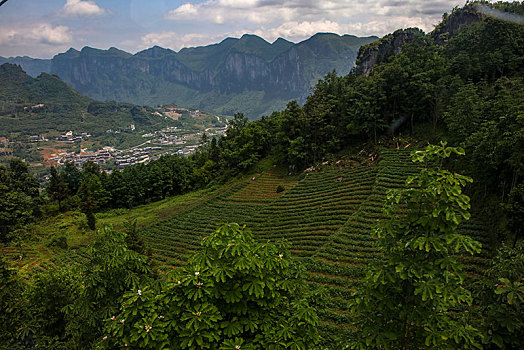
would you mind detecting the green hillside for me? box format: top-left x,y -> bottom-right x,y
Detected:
0,63 -> 169,138
4,148 -> 493,346
139,148 -> 491,344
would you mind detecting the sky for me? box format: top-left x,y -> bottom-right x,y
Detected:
0,0 -> 510,58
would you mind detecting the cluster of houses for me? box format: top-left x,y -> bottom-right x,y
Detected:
114,146 -> 200,168
154,134 -> 185,146
142,128 -> 187,146
114,146 -> 162,168
105,124 -> 136,134
3,105 -> 226,170
54,148 -> 113,167
58,131 -> 90,142
48,145 -> 200,170
176,145 -> 199,156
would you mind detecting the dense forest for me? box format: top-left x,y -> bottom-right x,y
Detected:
1,1 -> 524,349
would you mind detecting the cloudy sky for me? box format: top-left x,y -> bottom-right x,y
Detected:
0,0 -> 506,58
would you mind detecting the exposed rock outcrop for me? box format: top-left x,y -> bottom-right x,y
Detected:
353,3 -> 483,77
431,4 -> 483,45
354,28 -> 425,76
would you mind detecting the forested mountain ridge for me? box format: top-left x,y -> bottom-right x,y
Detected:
353,2 -> 496,76
0,63 -> 170,137
0,63 -> 89,106
0,56 -> 51,78
0,33 -> 378,119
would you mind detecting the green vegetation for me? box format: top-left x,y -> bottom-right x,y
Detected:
0,64 -> 170,138
0,159 -> 40,242
104,223 -> 318,349
350,143 -> 482,349
1,1 -> 524,349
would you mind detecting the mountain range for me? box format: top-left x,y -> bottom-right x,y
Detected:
0,33 -> 378,119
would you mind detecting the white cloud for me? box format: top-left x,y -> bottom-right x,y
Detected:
164,0 -> 465,34
252,20 -> 347,41
0,24 -> 72,46
0,23 -> 73,57
140,7 -> 440,54
33,24 -> 73,44
167,3 -> 198,18
165,0 -> 298,25
59,0 -> 108,17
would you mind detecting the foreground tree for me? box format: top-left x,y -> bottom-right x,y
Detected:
66,227 -> 152,347
77,178 -> 97,230
478,242 -> 524,349
349,143 -> 482,349
0,159 -> 40,242
0,256 -> 27,348
502,184 -> 524,247
103,223 -> 319,349
25,267 -> 81,347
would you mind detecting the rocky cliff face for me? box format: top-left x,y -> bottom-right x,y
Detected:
353,4 -> 484,77
354,28 -> 424,76
431,4 -> 482,45
5,33 -> 377,118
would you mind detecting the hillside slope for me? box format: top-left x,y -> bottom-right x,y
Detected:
137,148 -> 491,343
0,147 -> 494,346
0,63 -> 169,137
5,148 -> 490,344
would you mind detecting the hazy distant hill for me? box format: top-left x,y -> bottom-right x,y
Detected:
0,56 -> 51,77
2,33 -> 378,119
0,63 -> 168,137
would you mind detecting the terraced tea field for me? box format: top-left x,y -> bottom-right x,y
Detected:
139,148 -> 491,344
140,171 -> 299,269
1,245 -> 58,274
1,148 -> 491,345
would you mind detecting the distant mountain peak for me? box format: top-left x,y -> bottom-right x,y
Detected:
0,62 -> 25,73
272,37 -> 294,45
3,33 -> 379,119
0,63 -> 30,86
135,45 -> 175,58
80,46 -> 96,52
235,34 -> 271,48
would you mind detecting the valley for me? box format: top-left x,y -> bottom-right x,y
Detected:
0,82 -> 229,174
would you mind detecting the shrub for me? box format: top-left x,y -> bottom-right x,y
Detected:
48,236 -> 68,249
103,223 -> 319,349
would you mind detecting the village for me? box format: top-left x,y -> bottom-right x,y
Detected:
47,126 -> 210,170
0,105 -> 229,173
50,144 -> 200,170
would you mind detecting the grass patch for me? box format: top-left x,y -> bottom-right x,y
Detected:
97,186 -> 219,230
